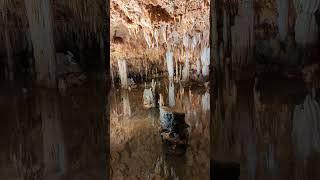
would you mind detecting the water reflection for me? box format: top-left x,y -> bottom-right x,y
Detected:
111,81 -> 210,179
211,66 -> 320,179
0,82 -> 106,179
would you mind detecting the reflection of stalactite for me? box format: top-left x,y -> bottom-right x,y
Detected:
277,0 -> 289,41
292,95 -> 320,160
231,0 -> 254,67
39,91 -> 67,176
122,90 -> 131,117
293,0 -> 320,46
24,0 -> 57,87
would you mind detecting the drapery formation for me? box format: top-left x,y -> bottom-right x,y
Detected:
231,0 -> 254,68
293,0 -> 320,46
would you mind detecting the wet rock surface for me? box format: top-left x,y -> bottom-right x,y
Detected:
111,81 -> 210,179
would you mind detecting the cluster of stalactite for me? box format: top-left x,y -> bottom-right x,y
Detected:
0,0 -> 105,87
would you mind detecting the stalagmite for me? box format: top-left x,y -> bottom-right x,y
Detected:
293,0 -> 320,46
24,0 -> 57,87
292,95 -> 320,160
277,0 -> 289,41
166,51 -> 174,80
169,81 -> 175,107
231,0 -> 254,67
201,47 -> 210,77
182,53 -> 190,81
118,59 -> 128,89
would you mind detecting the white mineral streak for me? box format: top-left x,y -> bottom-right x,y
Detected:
277,0 -> 289,41
182,53 -> 190,81
293,95 -> 320,160
201,47 -> 210,77
168,81 -> 175,107
118,59 -> 128,89
24,0 -> 57,87
166,51 -> 174,80
231,0 -> 254,67
293,0 -> 320,46
40,92 -> 67,175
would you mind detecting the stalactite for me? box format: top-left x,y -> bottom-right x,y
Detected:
118,59 -> 128,89
192,35 -> 198,50
154,29 -> 159,48
183,33 -> 190,49
231,0 -> 254,67
223,8 -> 230,56
24,0 -> 57,87
292,95 -> 320,160
168,81 -> 175,107
160,25 -> 167,44
166,51 -> 174,80
196,58 -> 201,76
144,30 -> 152,48
182,53 -> 190,81
175,58 -> 179,81
277,0 -> 289,41
201,91 -> 210,111
201,47 -> 210,77
293,0 -> 320,46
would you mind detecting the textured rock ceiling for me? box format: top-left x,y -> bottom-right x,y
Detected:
110,0 -> 210,64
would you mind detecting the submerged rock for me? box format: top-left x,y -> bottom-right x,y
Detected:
159,106 -> 189,155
